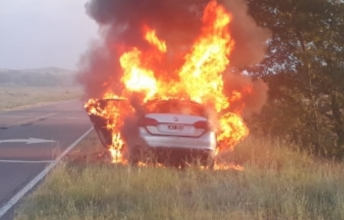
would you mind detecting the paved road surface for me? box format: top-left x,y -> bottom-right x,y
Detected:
0,100 -> 92,219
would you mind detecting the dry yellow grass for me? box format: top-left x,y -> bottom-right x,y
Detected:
0,86 -> 82,110
14,133 -> 344,220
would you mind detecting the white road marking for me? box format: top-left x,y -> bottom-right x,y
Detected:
0,126 -> 94,218
0,160 -> 54,164
0,138 -> 56,145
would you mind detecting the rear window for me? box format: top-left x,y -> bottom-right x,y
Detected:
145,100 -> 207,117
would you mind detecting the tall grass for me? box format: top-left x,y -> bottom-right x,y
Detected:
15,136 -> 344,220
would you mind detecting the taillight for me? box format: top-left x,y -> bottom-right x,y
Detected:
193,120 -> 208,129
138,117 -> 159,126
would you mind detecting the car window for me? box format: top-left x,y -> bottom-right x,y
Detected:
145,100 -> 207,117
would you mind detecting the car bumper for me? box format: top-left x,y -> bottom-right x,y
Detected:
149,147 -> 214,160
138,127 -> 217,151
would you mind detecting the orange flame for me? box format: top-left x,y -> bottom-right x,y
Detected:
85,0 -> 250,169
178,0 -> 233,112
120,48 -> 158,99
144,25 -> 167,53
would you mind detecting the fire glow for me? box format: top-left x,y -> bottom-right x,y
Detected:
85,0 -> 250,168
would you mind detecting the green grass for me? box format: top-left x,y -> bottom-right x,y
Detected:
15,134 -> 344,220
0,86 -> 82,110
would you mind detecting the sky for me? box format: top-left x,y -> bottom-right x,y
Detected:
0,0 -> 99,70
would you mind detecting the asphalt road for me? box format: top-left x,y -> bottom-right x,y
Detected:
0,100 -> 92,219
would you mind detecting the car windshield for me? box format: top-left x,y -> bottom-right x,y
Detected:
145,100 -> 207,117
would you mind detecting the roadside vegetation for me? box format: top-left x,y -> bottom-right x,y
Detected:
0,86 -> 82,110
15,132 -> 344,220
0,67 -> 81,110
246,0 -> 344,159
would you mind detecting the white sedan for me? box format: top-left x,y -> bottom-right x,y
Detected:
130,99 -> 217,167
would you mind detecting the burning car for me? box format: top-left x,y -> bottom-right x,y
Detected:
82,0 -> 259,168
86,98 -> 217,167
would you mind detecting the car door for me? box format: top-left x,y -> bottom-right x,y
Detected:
86,99 -> 127,149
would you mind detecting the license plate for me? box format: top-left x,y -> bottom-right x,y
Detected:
168,124 -> 184,131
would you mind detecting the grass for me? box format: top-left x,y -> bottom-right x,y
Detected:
14,133 -> 344,220
0,86 -> 82,110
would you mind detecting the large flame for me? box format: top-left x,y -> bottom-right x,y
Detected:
178,1 -> 233,111
119,48 -> 158,99
85,0 -> 250,168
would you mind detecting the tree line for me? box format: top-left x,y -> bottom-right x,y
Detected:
245,0 -> 344,158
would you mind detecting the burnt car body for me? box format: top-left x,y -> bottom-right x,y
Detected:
87,98 -> 217,167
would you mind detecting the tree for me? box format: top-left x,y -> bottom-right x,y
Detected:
245,0 -> 344,158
